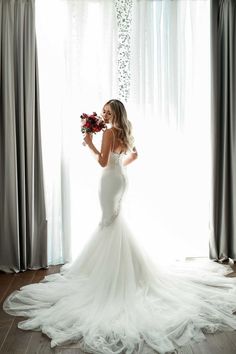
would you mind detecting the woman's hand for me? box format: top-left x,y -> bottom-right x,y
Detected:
123,147 -> 138,166
83,133 -> 93,146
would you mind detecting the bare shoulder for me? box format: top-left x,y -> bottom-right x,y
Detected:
103,128 -> 115,141
101,128 -> 114,145
103,128 -> 113,136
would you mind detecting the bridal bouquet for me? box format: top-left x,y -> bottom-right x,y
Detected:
81,112 -> 107,134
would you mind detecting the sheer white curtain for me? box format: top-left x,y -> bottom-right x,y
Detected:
126,0 -> 210,261
36,0 -> 210,264
36,0 -> 118,264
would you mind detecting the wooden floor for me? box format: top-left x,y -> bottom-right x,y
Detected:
0,263 -> 236,354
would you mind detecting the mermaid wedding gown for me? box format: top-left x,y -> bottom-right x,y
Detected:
3,151 -> 236,354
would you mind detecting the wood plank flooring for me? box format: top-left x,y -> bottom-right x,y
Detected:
0,262 -> 235,354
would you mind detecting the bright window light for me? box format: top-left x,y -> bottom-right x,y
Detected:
36,0 -> 211,265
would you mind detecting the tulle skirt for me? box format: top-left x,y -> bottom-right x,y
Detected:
3,215 -> 236,354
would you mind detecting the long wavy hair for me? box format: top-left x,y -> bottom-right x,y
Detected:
104,99 -> 134,152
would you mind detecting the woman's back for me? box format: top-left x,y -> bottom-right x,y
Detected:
110,128 -> 126,155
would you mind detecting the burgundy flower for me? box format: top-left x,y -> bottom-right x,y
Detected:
81,111 -> 107,135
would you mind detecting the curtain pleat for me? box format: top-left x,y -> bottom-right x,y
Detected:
210,0 -> 236,261
0,0 -> 47,272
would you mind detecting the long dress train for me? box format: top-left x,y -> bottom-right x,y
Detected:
3,151 -> 236,354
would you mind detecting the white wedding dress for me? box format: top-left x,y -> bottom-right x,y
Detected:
3,151 -> 236,354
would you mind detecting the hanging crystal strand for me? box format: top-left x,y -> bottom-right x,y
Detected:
115,0 -> 133,102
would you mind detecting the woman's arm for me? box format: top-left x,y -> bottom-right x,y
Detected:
123,147 -> 138,166
83,130 -> 113,167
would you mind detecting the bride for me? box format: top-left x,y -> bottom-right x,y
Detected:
3,99 -> 236,354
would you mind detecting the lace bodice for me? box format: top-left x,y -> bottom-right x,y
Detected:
105,151 -> 125,169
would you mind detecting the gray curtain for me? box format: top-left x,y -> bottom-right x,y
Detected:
210,0 -> 236,261
0,0 -> 47,272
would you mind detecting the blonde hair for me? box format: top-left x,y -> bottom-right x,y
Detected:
104,99 -> 134,152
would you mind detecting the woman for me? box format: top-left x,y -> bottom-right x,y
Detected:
3,99 -> 236,354
83,99 -> 138,228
